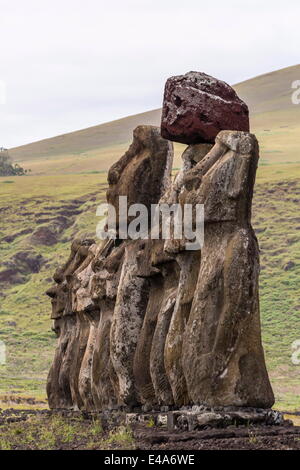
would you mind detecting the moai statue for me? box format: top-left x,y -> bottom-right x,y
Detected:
159,71 -> 273,410
107,126 -> 173,408
47,72 -> 275,414
133,142 -> 210,409
181,131 -> 275,408
46,238 -> 95,409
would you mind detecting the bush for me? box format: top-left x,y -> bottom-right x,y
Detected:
0,150 -> 27,176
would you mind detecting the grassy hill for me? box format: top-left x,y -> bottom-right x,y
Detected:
9,64 -> 300,174
0,65 -> 300,410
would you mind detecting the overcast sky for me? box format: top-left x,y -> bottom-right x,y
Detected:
0,0 -> 299,148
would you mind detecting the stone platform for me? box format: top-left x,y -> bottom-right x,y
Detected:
126,407 -> 288,432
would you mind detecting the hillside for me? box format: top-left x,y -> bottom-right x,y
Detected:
0,65 -> 299,411
9,64 -> 300,174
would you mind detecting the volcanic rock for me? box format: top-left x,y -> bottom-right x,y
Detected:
181,131 -> 274,408
107,125 -> 173,232
161,71 -> 249,144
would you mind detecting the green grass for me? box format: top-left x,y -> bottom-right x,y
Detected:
0,413 -> 132,450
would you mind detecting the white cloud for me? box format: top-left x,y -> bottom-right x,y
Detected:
0,0 -> 299,147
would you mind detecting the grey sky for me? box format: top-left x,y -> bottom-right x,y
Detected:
0,0 -> 299,148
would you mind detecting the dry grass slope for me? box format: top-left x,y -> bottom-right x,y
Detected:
9,64 -> 300,174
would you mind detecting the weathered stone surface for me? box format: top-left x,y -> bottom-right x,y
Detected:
133,269 -> 166,407
46,238 -> 95,409
149,261 -> 178,407
124,408 -> 286,431
110,242 -> 150,406
181,131 -> 275,408
47,104 -> 274,417
161,71 -> 249,144
181,143 -> 214,163
167,408 -> 284,432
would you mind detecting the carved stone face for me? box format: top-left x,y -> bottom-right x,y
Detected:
46,238 -> 96,318
179,131 -> 259,225
106,126 -> 173,232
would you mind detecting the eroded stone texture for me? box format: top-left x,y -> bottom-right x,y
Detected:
107,125 -> 173,231
181,131 -> 275,408
47,125 -> 274,413
164,251 -> 201,406
46,125 -> 174,410
46,238 -> 95,409
110,242 -> 150,407
161,71 -> 249,144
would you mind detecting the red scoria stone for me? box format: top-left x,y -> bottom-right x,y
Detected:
161,71 -> 249,144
